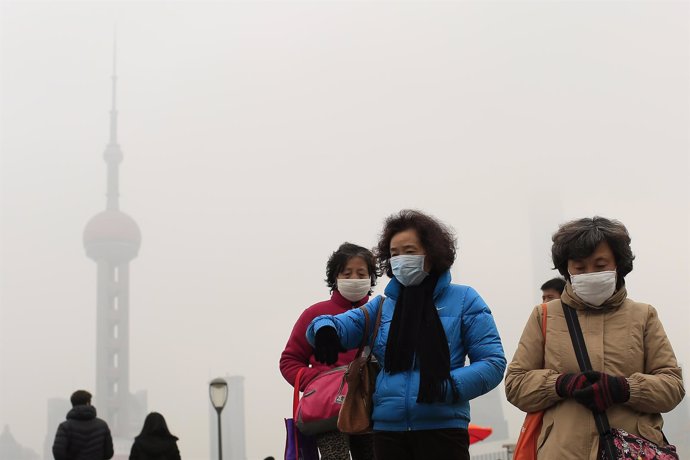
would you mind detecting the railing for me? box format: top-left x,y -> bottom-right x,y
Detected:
470,452 -> 507,460
470,443 -> 515,460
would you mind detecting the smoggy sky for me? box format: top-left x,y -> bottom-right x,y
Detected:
1,1 -> 689,459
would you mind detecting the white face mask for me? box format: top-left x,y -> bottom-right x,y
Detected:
569,270 -> 617,306
337,278 -> 371,302
390,255 -> 428,287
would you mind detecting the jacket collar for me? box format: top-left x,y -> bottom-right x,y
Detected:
330,289 -> 368,309
67,405 -> 97,420
561,281 -> 627,311
384,270 -> 452,300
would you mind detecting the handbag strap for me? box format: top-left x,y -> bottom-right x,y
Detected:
561,302 -> 617,460
356,296 -> 385,360
293,367 -> 305,418
540,303 -> 547,367
369,296 -> 384,354
292,367 -> 306,460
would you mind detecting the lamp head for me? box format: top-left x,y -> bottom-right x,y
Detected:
209,378 -> 228,412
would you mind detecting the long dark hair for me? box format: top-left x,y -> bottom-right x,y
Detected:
136,412 -> 177,439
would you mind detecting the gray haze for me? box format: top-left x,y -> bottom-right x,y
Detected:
1,1 -> 688,459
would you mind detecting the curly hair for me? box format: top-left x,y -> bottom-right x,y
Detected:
551,216 -> 634,281
376,210 -> 457,277
325,242 -> 379,292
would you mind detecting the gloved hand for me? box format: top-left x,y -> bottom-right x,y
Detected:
572,371 -> 630,413
555,372 -> 591,398
314,327 -> 344,365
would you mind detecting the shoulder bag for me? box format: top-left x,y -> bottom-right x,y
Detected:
295,300 -> 381,436
285,368 -> 319,460
513,303 -> 548,460
295,367 -> 349,435
337,296 -> 384,435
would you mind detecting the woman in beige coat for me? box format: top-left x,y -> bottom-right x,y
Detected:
505,216 -> 685,459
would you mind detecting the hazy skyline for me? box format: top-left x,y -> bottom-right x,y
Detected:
2,1 -> 688,459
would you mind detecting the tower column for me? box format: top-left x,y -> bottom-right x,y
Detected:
83,37 -> 142,442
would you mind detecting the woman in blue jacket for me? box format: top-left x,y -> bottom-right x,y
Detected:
307,210 -> 506,460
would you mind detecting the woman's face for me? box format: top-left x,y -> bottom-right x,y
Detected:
567,241 -> 616,276
337,256 -> 370,280
390,228 -> 431,272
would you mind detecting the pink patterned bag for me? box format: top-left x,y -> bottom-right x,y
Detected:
600,428 -> 679,460
295,365 -> 348,435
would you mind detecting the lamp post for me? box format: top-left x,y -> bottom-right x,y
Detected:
209,378 -> 228,460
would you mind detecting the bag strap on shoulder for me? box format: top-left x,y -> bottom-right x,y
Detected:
562,302 -> 616,460
356,296 -> 385,359
370,296 -> 384,350
540,303 -> 547,367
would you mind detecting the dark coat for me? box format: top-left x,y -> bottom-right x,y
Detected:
52,405 -> 114,460
128,435 -> 181,460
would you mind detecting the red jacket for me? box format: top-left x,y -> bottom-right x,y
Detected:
280,290 -> 368,391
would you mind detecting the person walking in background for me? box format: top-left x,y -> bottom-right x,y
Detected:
280,242 -> 379,460
307,210 -> 506,460
505,216 -> 685,459
129,412 -> 181,460
52,390 -> 114,460
540,276 -> 565,302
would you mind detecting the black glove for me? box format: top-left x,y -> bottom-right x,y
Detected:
555,372 -> 591,398
572,371 -> 630,413
314,327 -> 344,365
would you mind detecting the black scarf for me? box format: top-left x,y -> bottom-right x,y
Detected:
384,274 -> 458,403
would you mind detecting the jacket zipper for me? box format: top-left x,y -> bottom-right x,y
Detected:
405,361 -> 414,430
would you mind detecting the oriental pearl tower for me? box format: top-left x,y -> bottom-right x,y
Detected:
82,41 -> 141,438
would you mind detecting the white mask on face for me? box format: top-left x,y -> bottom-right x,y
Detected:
390,255 -> 428,287
337,278 -> 371,302
569,270 -> 617,306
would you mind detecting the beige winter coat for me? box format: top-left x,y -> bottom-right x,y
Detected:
505,284 -> 685,460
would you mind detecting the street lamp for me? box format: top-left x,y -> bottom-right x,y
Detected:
209,378 -> 228,460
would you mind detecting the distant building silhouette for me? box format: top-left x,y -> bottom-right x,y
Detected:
0,425 -> 40,460
43,398 -> 70,460
79,36 -> 147,453
209,375 -> 247,460
469,387 -> 512,460
528,190 -> 563,292
470,387 -> 510,442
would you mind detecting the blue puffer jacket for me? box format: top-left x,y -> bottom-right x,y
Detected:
307,271 -> 506,432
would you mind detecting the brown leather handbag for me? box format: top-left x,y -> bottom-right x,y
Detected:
336,296 -> 384,435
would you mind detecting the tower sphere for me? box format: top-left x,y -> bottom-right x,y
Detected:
83,210 -> 141,261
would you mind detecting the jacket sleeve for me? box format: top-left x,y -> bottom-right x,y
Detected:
625,305 -> 685,413
307,296 -> 381,351
279,308 -> 322,391
103,424 -> 114,459
450,288 -> 507,401
52,422 -> 69,460
504,305 -> 561,413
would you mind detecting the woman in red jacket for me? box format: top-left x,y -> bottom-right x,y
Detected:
280,242 -> 379,460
